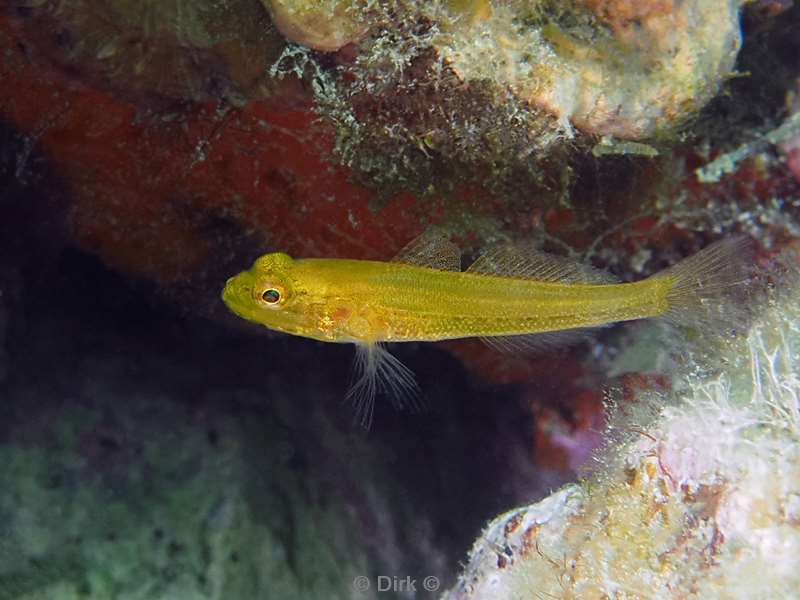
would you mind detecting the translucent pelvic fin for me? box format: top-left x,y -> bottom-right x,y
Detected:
346,342 -> 422,429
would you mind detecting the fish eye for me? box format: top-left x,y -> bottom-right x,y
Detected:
254,279 -> 289,308
261,288 -> 281,304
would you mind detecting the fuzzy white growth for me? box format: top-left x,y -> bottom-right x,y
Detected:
347,342 -> 420,428
443,256 -> 800,600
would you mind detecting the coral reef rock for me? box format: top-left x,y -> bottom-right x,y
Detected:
300,0 -> 748,191
444,255 -> 800,599
2,0 -> 286,103
0,381 -> 369,599
440,0 -> 744,140
260,0 -> 370,51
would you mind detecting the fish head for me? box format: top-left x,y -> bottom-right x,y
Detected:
222,252 -> 324,339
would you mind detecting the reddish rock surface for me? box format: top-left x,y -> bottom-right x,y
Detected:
0,13 -> 434,284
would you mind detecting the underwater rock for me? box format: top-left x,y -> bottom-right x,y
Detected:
0,15 -> 427,289
0,2 -> 795,290
0,321 -> 454,600
698,106 -> 800,183
443,252 -> 800,599
260,0 -> 370,51
440,0 -> 744,140
2,0 -> 286,104
296,0 -> 750,195
778,81 -> 800,184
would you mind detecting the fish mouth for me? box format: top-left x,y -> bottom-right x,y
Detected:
221,277 -> 235,304
221,273 -> 253,317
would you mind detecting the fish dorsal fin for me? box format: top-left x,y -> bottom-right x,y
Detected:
392,229 -> 461,271
466,246 -> 618,284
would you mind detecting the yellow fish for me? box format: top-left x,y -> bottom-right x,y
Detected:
222,232 -> 751,426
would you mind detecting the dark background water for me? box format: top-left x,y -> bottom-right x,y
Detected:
0,127 -> 558,598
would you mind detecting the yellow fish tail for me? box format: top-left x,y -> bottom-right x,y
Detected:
653,235 -> 754,332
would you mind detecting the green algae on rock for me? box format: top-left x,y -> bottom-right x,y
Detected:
0,353 -> 443,600
0,396 -> 358,599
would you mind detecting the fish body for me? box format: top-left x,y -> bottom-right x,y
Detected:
223,256 -> 671,344
222,234 -> 751,426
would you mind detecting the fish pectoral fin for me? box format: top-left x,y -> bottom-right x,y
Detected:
467,245 -> 618,283
346,342 -> 422,429
391,227 -> 461,271
480,326 -> 607,354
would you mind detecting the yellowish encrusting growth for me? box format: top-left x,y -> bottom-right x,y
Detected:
269,0 -> 750,197
443,254 -> 800,599
438,0 -> 746,140
260,0 -> 370,51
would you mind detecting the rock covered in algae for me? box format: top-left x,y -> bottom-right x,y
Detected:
0,318 -> 459,600
2,0 -> 286,103
260,0 -> 370,51
284,0 -> 749,193
0,387 -> 363,599
0,0 -> 764,200
439,0 -> 744,140
443,253 -> 800,599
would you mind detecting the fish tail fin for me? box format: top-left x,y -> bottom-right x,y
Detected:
346,342 -> 422,429
652,236 -> 755,333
